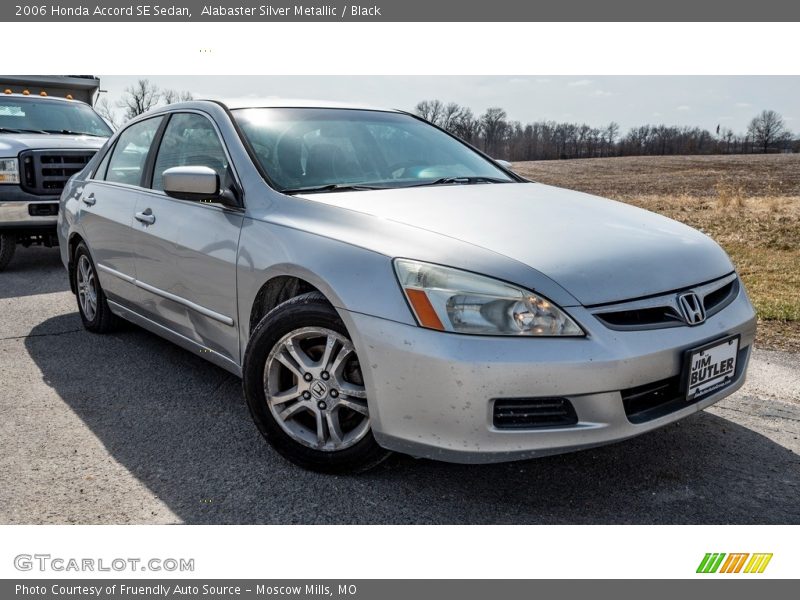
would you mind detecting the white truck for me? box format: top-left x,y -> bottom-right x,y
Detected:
0,76 -> 111,270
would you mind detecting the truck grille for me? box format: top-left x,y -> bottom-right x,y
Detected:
19,149 -> 95,196
493,397 -> 578,429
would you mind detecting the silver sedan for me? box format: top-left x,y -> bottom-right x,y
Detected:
58,100 -> 757,472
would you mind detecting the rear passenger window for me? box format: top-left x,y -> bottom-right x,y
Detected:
104,116 -> 163,186
152,113 -> 229,191
92,144 -> 114,180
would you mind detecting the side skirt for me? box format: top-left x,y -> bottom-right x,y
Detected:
107,300 -> 243,377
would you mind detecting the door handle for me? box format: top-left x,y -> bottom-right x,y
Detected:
82,194 -> 96,206
135,208 -> 156,225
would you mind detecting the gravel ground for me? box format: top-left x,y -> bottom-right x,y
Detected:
1,247 -> 798,524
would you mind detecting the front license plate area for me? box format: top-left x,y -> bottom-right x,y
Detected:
684,335 -> 740,401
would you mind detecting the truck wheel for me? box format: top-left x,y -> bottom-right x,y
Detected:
0,233 -> 15,271
243,292 -> 391,473
72,242 -> 119,333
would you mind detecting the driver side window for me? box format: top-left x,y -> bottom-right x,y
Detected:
151,113 -> 229,191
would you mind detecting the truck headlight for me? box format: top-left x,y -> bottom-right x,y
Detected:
0,158 -> 20,184
394,259 -> 584,336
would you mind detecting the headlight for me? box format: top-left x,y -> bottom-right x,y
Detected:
0,158 -> 20,184
394,259 -> 583,336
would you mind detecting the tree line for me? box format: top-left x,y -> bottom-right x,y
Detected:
415,99 -> 798,160
92,81 -> 798,160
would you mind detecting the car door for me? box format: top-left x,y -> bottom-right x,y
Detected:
131,111 -> 244,364
77,115 -> 164,308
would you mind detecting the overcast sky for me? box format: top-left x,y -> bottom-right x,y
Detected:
100,76 -> 799,134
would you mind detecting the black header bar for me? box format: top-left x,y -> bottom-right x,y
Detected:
5,0 -> 800,22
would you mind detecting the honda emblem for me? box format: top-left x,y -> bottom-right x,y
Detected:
678,292 -> 706,325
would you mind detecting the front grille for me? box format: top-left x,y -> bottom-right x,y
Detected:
595,306 -> 683,329
591,274 -> 739,331
703,279 -> 738,318
493,397 -> 578,429
19,149 -> 95,195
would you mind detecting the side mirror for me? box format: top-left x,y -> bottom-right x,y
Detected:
162,166 -> 239,208
495,159 -> 513,171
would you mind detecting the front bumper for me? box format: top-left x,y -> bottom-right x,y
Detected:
0,187 -> 60,230
341,282 -> 757,463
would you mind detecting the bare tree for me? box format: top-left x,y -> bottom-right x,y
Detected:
415,99 -> 445,125
452,108 -> 480,144
480,107 -> 508,156
117,79 -> 161,121
162,89 -> 177,105
94,96 -> 119,129
604,122 -> 619,156
162,89 -> 195,105
719,127 -> 735,153
435,102 -> 461,130
747,109 -> 787,153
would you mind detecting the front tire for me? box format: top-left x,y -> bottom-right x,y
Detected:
243,292 -> 390,473
72,242 -> 119,333
0,233 -> 15,271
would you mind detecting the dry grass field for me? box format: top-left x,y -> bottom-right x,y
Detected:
513,154 -> 800,352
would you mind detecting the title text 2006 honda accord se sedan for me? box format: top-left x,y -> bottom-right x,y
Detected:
58,100 -> 757,472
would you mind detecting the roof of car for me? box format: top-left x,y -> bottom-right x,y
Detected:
216,98 -> 402,113
126,99 -> 410,126
0,93 -> 90,105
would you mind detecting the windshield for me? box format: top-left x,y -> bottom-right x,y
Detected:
232,108 -> 514,192
0,97 -> 112,137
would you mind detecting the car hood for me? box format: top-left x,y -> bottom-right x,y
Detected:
299,182 -> 734,305
0,133 -> 107,154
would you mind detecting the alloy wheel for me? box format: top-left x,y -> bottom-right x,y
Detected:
76,254 -> 98,322
263,326 -> 370,451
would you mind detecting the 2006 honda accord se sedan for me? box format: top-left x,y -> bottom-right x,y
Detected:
58,100 -> 757,472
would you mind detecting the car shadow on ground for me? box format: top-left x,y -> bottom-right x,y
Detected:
0,246 -> 67,299
25,313 -> 800,524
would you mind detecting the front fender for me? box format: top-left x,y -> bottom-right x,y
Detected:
58,180 -> 87,292
236,218 -> 416,359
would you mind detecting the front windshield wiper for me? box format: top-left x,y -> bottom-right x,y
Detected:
0,127 -> 50,134
406,176 -> 510,187
282,183 -> 388,195
281,176 -> 512,195
42,129 -> 106,137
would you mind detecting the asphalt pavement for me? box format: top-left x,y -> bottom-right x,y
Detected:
1,246 -> 798,524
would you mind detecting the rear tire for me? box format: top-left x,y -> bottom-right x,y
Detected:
0,233 -> 15,271
243,292 -> 391,473
72,242 -> 119,333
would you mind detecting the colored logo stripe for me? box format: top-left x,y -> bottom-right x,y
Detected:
744,553 -> 773,573
697,553 -> 772,574
719,553 -> 749,573
697,553 -> 726,573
